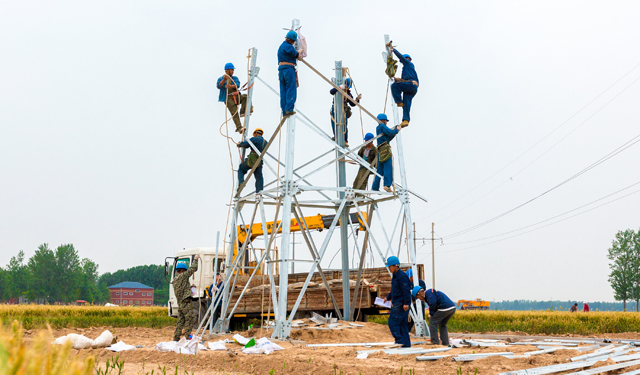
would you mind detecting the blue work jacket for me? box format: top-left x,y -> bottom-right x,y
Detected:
387,269 -> 412,307
423,289 -> 455,315
216,75 -> 241,102
239,136 -> 266,153
206,281 -> 224,307
376,122 -> 399,146
393,49 -> 419,84
277,41 -> 299,67
330,87 -> 357,107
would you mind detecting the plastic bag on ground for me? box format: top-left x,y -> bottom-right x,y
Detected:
208,340 -> 226,351
155,337 -> 206,355
242,337 -> 284,355
53,330 -> 113,350
233,334 -> 251,345
107,341 -> 136,352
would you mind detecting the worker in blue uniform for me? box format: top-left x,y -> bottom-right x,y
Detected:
412,286 -> 456,346
387,42 -> 419,128
406,269 -> 427,332
237,128 -> 267,193
217,63 -> 251,134
330,77 -> 361,146
384,256 -> 412,347
278,31 -> 299,117
371,113 -> 401,193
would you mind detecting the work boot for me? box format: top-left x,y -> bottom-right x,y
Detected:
236,127 -> 246,134
400,120 -> 409,128
240,106 -> 254,118
344,141 -> 349,147
383,186 -> 392,193
283,111 -> 296,118
396,102 -> 404,107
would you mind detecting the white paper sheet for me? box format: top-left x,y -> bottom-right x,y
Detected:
107,341 -> 136,352
374,297 -> 392,308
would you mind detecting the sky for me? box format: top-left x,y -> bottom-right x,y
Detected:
1,0 -> 639,302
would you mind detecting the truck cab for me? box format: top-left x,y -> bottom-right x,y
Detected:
165,247 -> 227,318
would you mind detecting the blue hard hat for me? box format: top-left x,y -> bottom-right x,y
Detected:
403,54 -> 411,60
377,113 -> 388,121
176,263 -> 188,270
224,62 -> 235,70
344,78 -> 353,88
406,268 -> 413,278
412,286 -> 424,298
286,30 -> 298,42
364,133 -> 374,141
386,256 -> 400,267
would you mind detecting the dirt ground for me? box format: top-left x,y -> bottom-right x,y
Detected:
26,322 -> 640,375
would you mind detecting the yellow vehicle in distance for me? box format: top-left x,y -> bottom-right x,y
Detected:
458,299 -> 490,310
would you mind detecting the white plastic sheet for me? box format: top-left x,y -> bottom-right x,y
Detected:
242,337 -> 284,355
208,340 -> 226,351
107,341 -> 136,352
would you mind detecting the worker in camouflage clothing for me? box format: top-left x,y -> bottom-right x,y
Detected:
172,254 -> 199,341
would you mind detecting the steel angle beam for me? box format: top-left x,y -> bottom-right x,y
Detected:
383,347 -> 451,355
570,359 -> 640,374
453,352 -> 514,362
416,355 -> 451,361
498,360 -> 597,375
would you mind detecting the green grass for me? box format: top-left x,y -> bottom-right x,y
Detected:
0,305 -> 175,329
369,310 -> 640,335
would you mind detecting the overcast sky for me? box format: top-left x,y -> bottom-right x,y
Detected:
1,1 -> 639,302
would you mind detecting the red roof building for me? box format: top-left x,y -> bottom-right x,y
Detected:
108,282 -> 154,306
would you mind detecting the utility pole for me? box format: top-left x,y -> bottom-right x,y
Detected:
431,222 -> 435,289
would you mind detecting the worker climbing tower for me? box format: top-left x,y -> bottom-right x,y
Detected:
196,20 -> 429,340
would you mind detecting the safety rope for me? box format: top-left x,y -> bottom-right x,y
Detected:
345,68 -> 365,140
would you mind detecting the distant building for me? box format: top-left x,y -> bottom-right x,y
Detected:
108,282 -> 154,306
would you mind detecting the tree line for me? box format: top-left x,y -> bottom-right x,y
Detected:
608,228 -> 640,311
0,244 -> 170,306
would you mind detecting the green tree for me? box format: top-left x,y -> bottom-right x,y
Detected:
6,251 -> 30,300
27,244 -> 57,303
608,229 -> 637,311
54,244 -> 82,303
0,267 -> 8,300
98,264 -> 168,305
78,258 -> 100,303
631,228 -> 640,312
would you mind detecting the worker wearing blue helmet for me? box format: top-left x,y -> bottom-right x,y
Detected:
329,77 -> 362,146
412,286 -> 456,346
217,63 -> 252,134
384,256 -> 412,347
278,30 -> 300,117
406,269 -> 426,332
386,41 -> 419,128
172,255 -> 200,341
372,113 -> 401,193
352,132 -> 377,190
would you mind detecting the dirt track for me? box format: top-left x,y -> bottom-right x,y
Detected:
28,323 -> 640,375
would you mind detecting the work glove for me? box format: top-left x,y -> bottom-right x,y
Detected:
356,94 -> 363,101
339,84 -> 346,90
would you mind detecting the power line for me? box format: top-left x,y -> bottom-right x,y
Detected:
443,132 -> 640,239
436,187 -> 640,255
446,179 -> 640,245
414,61 -> 640,224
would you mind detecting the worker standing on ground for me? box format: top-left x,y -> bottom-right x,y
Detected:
278,31 -> 299,117
353,133 -> 377,190
371,113 -> 401,193
217,63 -> 252,134
330,78 -> 362,146
206,273 -> 224,329
583,302 -> 590,312
384,256 -> 412,347
412,286 -> 456,346
237,128 -> 267,193
570,303 -> 578,312
387,42 -> 418,127
172,255 -> 199,341
406,268 -> 426,332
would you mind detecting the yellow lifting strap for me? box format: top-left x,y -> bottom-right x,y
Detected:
385,53 -> 398,78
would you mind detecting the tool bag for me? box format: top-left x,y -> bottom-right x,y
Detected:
378,142 -> 392,163
385,53 -> 398,77
246,139 -> 266,168
344,105 -> 352,119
